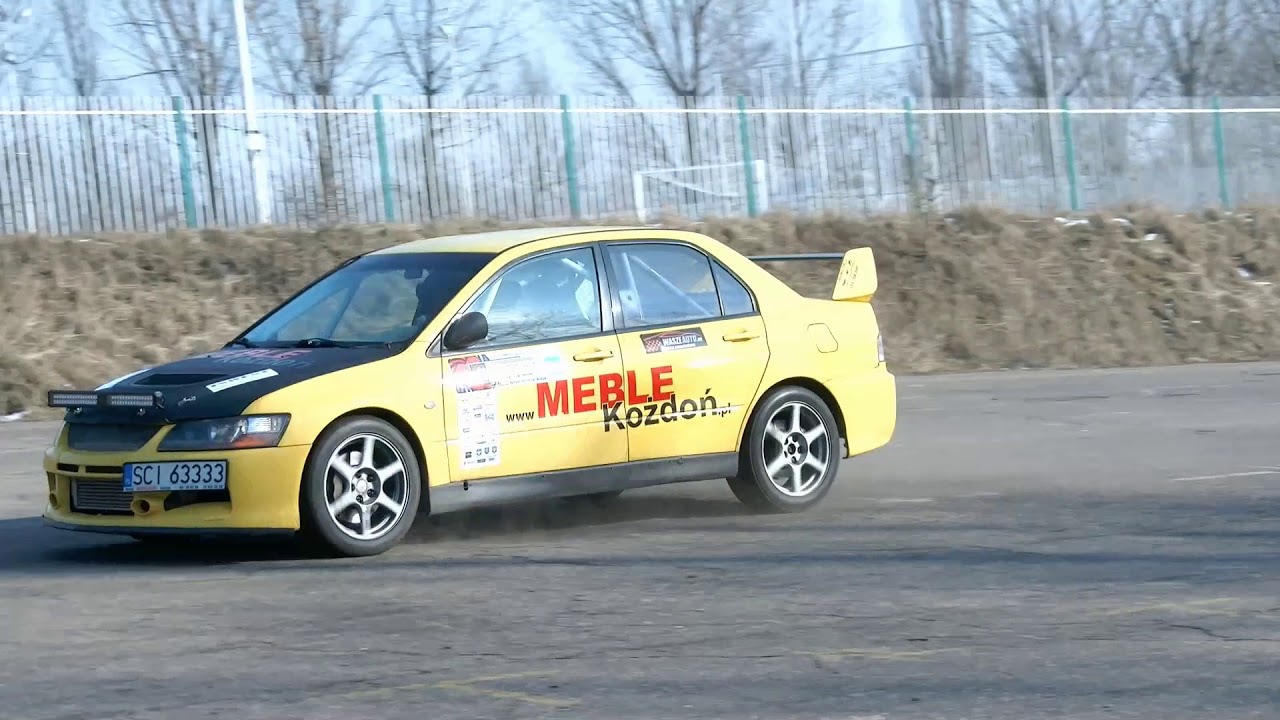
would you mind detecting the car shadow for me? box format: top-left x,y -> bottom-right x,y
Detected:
0,492 -> 750,572
411,493 -> 749,543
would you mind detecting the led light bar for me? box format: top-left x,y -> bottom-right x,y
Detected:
46,391 -> 99,408
47,390 -> 162,409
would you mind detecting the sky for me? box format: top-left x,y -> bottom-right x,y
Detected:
0,0 -> 914,98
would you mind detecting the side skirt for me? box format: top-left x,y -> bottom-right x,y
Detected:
427,452 -> 740,515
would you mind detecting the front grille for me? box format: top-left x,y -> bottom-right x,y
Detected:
67,423 -> 161,452
70,480 -> 134,515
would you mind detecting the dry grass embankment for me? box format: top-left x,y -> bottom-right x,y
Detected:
3,207 -> 1279,419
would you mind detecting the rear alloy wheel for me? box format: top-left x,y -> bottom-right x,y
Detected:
728,386 -> 840,513
299,416 -> 421,557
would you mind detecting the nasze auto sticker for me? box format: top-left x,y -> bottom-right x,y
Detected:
530,365 -> 727,431
640,327 -> 707,354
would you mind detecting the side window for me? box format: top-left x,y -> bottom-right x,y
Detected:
463,247 -> 602,348
712,261 -> 755,315
604,243 -> 720,329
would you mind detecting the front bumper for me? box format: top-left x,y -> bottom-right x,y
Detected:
41,424 -> 312,535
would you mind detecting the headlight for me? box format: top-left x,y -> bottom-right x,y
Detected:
158,415 -> 290,451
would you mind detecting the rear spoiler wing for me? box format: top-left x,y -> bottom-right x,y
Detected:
747,247 -> 878,302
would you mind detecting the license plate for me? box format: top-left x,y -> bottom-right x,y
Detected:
122,461 -> 228,492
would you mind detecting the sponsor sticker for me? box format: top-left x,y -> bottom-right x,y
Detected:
206,368 -> 279,393
448,354 -> 495,393
456,383 -> 501,469
519,365 -> 730,430
640,327 -> 707,354
199,348 -> 315,369
460,437 -> 501,469
447,349 -> 566,393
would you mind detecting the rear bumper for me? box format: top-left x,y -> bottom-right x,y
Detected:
41,430 -> 312,534
826,365 -> 897,457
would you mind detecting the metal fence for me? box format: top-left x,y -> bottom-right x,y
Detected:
0,94 -> 1277,236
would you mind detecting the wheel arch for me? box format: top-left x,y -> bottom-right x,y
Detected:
743,376 -> 847,448
300,406 -> 431,514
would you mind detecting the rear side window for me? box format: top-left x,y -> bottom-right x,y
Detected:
604,243 -> 720,329
712,261 -> 754,316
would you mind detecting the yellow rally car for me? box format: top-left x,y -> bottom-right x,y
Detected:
41,226 -> 896,557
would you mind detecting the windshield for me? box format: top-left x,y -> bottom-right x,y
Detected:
235,251 -> 495,348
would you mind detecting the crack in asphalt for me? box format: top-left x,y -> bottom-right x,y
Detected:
1165,623 -> 1280,642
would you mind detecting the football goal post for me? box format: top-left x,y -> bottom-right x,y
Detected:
632,159 -> 768,223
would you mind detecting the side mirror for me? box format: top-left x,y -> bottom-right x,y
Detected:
442,311 -> 488,351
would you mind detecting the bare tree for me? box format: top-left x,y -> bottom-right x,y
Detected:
1219,0 -> 1280,94
52,0 -> 100,96
1147,0 -> 1243,98
974,0 -> 1159,99
1145,0 -> 1245,170
509,55 -> 555,95
552,0 -> 773,99
114,0 -> 260,223
50,0 -> 110,230
773,0 -> 881,97
910,0 -> 971,99
375,0 -> 530,220
381,0 -> 527,96
549,0 -> 774,205
0,4 -> 49,94
114,0 -> 248,95
250,0 -> 385,222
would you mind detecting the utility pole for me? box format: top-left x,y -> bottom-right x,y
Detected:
1039,20 -> 1054,100
787,0 -> 802,93
233,0 -> 272,224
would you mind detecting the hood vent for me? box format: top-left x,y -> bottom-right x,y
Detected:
135,373 -> 225,386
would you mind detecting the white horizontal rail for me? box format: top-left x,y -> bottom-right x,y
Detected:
0,106 -> 1275,117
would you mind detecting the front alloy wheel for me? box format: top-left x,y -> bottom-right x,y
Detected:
300,417 -> 421,557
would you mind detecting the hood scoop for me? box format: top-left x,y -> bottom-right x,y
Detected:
135,373 -> 226,386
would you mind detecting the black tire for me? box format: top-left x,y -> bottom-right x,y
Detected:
727,385 -> 841,513
297,416 -> 422,558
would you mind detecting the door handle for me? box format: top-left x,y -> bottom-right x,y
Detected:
722,330 -> 760,342
573,349 -> 615,362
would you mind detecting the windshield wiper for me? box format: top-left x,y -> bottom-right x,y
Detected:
227,338 -> 257,348
289,337 -> 391,349
291,337 -> 351,348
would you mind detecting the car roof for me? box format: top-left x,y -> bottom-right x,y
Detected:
369,225 -> 651,255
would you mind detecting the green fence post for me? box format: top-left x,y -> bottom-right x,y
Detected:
373,95 -> 395,222
560,94 -> 581,219
737,95 -> 758,218
171,96 -> 197,228
902,96 -> 919,208
1212,96 -> 1230,209
1060,95 -> 1080,211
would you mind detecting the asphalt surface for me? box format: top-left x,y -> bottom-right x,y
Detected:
1,361 -> 1278,720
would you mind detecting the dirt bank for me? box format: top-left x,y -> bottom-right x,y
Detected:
3,207 -> 1278,419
